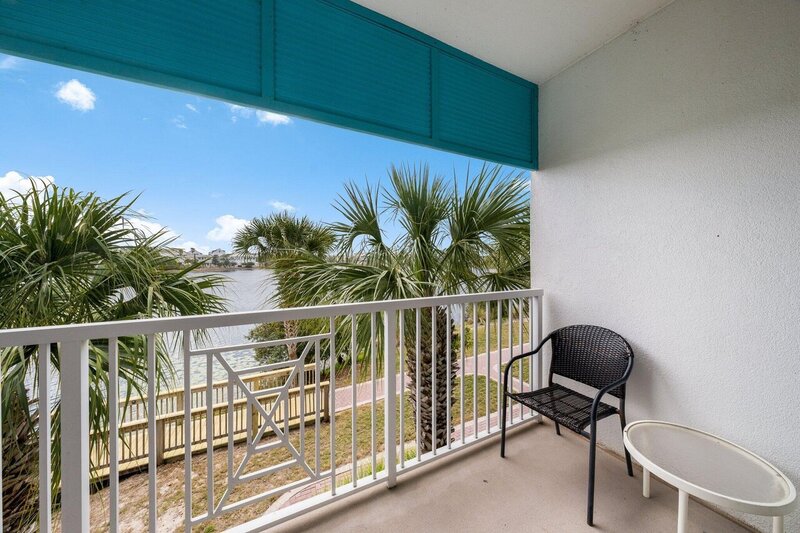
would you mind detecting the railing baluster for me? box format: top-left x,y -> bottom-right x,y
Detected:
431,306 -> 436,455
460,303 -> 466,445
370,312 -> 376,478
484,301 -> 490,434
415,308 -> 421,458
38,342 -> 51,533
61,339 -> 89,533
315,340 -> 321,477
205,347 -> 214,518
527,299 -> 534,416
227,365 -> 234,489
350,314 -> 357,486
399,311 -> 406,465
383,308 -> 397,487
284,382 -> 289,448
472,303 -> 477,437
108,338 -> 119,533
299,336 -> 306,474
445,305 -> 451,449
508,301 -> 514,424
535,295 -> 544,414
147,334 -> 158,532
497,300 -> 502,430
329,316 -> 337,495
518,299 -> 525,419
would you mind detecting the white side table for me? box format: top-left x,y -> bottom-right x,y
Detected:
624,420 -> 796,533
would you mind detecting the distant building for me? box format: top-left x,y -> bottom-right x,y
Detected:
162,247 -> 257,268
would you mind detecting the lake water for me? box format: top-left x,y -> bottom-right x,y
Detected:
175,268 -> 277,386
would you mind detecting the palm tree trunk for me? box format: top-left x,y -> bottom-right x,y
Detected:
284,319 -> 299,360
404,307 -> 458,453
1,391 -> 39,532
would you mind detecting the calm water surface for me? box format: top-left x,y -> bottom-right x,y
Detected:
174,268 -> 277,386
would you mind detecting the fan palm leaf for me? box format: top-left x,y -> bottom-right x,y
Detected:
0,183 -> 226,531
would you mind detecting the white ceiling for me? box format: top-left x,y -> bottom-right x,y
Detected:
353,0 -> 673,84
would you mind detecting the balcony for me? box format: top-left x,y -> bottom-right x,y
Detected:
0,289 -> 753,531
1,0 -> 799,531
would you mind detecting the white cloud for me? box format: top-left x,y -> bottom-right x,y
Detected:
0,55 -> 21,70
127,216 -> 208,252
206,214 -> 248,242
227,104 -> 253,121
227,104 -> 291,126
269,200 -> 296,212
0,171 -> 55,198
172,115 -> 187,129
256,110 -> 292,126
128,218 -> 165,236
127,216 -> 177,242
185,103 -> 198,113
55,79 -> 96,111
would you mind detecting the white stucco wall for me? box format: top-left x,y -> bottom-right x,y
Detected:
534,0 -> 800,530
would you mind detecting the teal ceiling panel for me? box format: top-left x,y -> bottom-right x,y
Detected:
0,0 -> 538,168
437,53 -> 535,164
0,0 -> 263,95
274,0 -> 431,137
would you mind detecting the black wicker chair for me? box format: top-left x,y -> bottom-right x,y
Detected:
500,325 -> 634,527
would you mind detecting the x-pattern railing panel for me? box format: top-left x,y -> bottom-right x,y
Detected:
187,330 -> 333,525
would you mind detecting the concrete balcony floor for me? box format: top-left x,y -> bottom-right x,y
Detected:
274,420 -> 751,533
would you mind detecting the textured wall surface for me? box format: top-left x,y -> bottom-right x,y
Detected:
534,0 -> 800,530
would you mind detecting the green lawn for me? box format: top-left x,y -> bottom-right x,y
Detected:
503,356 -> 536,386
92,375 -> 499,532
466,317 -> 531,356
333,316 -> 531,389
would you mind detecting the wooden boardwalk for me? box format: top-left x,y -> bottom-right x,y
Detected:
94,364 -> 329,478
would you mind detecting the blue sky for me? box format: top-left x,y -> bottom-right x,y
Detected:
0,53 -> 518,253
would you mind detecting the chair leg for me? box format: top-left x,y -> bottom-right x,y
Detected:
554,421 -> 561,436
500,392 -> 508,458
619,411 -> 633,476
587,422 -> 597,526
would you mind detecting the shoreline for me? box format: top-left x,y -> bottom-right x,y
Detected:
192,265 -> 266,273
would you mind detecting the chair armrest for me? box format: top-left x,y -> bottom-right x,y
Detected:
502,334 -> 552,395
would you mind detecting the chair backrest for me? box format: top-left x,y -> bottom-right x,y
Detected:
549,325 -> 633,398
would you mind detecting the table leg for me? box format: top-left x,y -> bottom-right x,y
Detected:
677,490 -> 688,533
643,468 -> 651,498
773,515 -> 783,533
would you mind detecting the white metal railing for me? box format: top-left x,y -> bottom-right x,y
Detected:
0,289 -> 543,533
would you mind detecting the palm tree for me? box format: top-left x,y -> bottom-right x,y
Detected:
0,183 -> 226,531
232,212 -> 334,264
232,212 -> 334,360
272,164 -> 530,452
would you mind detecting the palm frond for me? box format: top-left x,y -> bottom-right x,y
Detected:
0,183 -> 228,523
331,180 -> 388,261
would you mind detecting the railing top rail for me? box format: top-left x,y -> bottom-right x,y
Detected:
0,289 -> 543,347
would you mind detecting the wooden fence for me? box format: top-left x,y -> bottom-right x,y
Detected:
92,364 -> 329,478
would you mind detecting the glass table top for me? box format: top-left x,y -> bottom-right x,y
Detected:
625,421 -> 792,505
